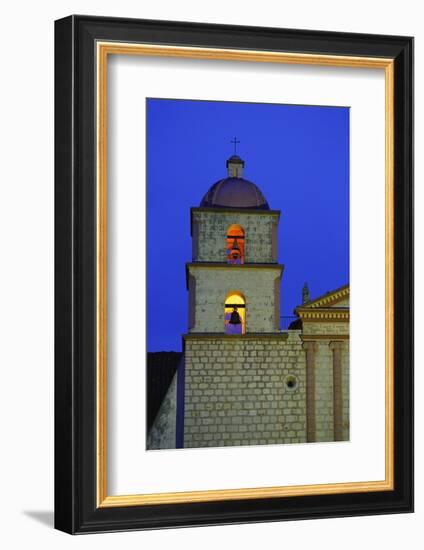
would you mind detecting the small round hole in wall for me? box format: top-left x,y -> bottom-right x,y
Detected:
285,375 -> 298,391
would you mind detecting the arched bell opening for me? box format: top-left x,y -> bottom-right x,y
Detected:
224,291 -> 246,335
226,224 -> 245,264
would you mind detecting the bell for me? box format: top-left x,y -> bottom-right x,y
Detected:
229,308 -> 241,325
231,238 -> 240,259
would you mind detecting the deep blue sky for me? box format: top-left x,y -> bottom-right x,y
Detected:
147,98 -> 349,352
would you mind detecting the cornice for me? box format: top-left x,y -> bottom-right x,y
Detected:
187,261 -> 283,270
296,308 -> 350,322
183,332 -> 289,341
301,334 -> 349,341
191,206 -> 281,217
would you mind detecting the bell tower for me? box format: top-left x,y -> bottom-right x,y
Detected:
181,153 -> 291,449
187,154 -> 283,334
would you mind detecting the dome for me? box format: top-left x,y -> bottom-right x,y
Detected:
200,177 -> 270,209
200,154 -> 270,210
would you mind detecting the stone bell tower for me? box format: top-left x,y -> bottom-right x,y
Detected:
182,154 -> 299,449
187,154 -> 283,335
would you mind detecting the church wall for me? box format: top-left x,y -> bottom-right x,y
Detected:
192,210 -> 280,263
188,273 -> 196,329
188,266 -> 281,333
341,342 -> 350,440
313,342 -> 335,441
302,321 -> 349,336
147,373 -> 177,450
183,332 -> 307,448
302,320 -> 349,442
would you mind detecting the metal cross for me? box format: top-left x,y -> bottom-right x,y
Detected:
230,137 -> 240,155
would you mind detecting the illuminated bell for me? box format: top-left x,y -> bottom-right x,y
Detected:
229,308 -> 241,325
231,238 -> 240,259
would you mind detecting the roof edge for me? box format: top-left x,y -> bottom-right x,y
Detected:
191,206 -> 281,217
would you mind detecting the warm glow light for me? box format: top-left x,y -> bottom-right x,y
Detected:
226,224 -> 245,264
224,291 -> 246,334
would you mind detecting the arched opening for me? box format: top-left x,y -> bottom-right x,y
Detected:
224,291 -> 246,335
226,224 -> 245,264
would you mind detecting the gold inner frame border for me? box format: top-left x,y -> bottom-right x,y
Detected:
96,42 -> 394,508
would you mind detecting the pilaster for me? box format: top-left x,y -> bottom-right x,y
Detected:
302,340 -> 317,442
330,341 -> 344,441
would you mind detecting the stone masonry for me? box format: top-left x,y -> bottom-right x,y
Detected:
187,266 -> 282,333
191,209 -> 279,263
183,332 -> 307,448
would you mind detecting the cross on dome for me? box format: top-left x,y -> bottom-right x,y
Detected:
230,136 -> 240,155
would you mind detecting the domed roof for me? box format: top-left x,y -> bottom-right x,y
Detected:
200,155 -> 270,210
200,177 -> 270,209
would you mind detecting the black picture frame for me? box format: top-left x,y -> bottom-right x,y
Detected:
55,15 -> 413,534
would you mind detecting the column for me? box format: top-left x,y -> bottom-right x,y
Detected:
302,341 -> 317,443
330,341 -> 344,441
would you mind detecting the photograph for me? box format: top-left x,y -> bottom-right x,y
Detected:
146,98 -> 350,450
50,11 -> 413,536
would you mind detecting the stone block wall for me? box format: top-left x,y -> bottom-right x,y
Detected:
302,321 -> 348,336
341,342 -> 350,441
313,340 -> 349,442
188,265 -> 282,333
314,342 -> 335,441
302,320 -> 350,442
192,209 -> 280,263
147,327 -> 350,449
183,332 -> 307,448
147,373 -> 177,450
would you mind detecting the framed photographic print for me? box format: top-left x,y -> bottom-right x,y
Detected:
54,15 -> 413,533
